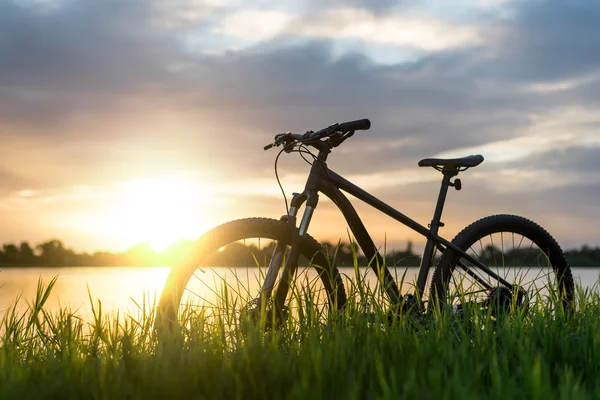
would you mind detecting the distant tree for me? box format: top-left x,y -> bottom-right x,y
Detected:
1,237 -> 600,269
37,240 -> 67,266
2,243 -> 19,265
19,242 -> 36,265
388,240 -> 421,267
77,252 -> 94,266
2,244 -> 19,265
565,245 -> 600,267
91,251 -> 121,266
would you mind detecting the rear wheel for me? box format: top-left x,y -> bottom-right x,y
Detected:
157,218 -> 346,340
430,215 -> 574,315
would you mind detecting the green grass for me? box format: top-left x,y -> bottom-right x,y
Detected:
1,270 -> 599,400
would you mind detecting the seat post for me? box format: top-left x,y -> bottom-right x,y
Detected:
430,170 -> 457,232
415,169 -> 457,298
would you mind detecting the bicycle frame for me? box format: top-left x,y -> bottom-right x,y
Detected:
278,146 -> 513,307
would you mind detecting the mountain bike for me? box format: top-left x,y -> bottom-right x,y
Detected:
157,118 -> 574,335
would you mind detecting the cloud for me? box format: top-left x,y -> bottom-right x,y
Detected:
518,144 -> 600,176
213,10 -> 294,41
296,8 -> 480,51
482,0 -> 600,83
303,0 -> 402,13
0,0 -> 185,130
1,0 -> 600,248
212,8 -> 481,52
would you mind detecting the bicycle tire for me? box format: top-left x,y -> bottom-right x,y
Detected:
429,214 -> 574,314
157,217 -> 346,337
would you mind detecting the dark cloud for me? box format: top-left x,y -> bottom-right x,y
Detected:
2,0 -> 597,155
482,0 -> 600,83
302,0 -> 404,13
522,146 -> 600,173
0,1 -> 175,89
174,42 -> 536,168
0,0 -> 184,130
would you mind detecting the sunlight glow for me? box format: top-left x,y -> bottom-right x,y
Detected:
109,176 -> 214,251
57,175 -> 223,252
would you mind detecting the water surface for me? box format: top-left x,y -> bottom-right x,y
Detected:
0,266 -> 597,321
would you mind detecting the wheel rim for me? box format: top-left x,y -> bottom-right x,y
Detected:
173,237 -> 336,338
442,231 -> 571,314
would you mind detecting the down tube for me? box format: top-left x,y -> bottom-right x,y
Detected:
318,182 -> 401,304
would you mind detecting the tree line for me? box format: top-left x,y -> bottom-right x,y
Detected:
0,239 -> 197,267
0,238 -> 598,267
0,239 -> 420,268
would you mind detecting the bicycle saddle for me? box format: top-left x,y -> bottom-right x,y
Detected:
418,154 -> 484,169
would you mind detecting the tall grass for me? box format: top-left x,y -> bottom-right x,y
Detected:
1,268 -> 599,399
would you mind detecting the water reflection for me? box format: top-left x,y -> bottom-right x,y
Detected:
0,267 -> 598,321
0,267 -> 170,321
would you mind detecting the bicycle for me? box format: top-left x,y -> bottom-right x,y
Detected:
157,118 -> 574,335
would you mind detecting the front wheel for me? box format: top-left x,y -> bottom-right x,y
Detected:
430,215 -> 574,315
156,218 -> 346,339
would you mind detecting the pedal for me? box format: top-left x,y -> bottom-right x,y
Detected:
401,294 -> 418,313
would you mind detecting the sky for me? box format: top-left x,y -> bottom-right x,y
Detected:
1,0 -> 599,253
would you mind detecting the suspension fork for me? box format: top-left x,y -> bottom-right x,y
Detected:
256,192 -> 314,309
269,191 -> 318,311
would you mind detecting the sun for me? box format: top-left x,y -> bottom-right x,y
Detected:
108,175 -> 217,252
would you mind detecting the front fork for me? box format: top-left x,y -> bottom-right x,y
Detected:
259,191 -> 318,312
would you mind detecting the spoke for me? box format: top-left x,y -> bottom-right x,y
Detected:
490,234 -> 497,267
193,270 -> 251,314
515,239 -> 541,287
515,249 -> 553,291
448,233 -> 555,306
511,232 -> 515,267
228,267 -> 254,299
173,230 -> 340,334
456,261 -> 494,290
468,243 -> 493,287
450,270 -> 486,300
515,234 -> 525,254
532,279 -> 553,295
529,267 -> 550,288
501,231 -> 505,280
191,272 -> 224,303
200,269 -> 250,304
519,270 -> 554,290
183,287 -> 221,311
524,240 -> 535,268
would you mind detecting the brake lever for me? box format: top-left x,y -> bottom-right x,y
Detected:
264,132 -> 292,151
329,130 -> 354,147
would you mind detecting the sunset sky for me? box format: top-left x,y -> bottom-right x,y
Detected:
1,0 -> 599,253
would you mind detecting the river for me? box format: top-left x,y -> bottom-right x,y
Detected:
0,266 -> 597,321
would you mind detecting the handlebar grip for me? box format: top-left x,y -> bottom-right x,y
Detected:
337,119 -> 370,132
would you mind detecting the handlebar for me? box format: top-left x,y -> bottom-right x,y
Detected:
264,118 -> 370,151
337,119 -> 371,132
